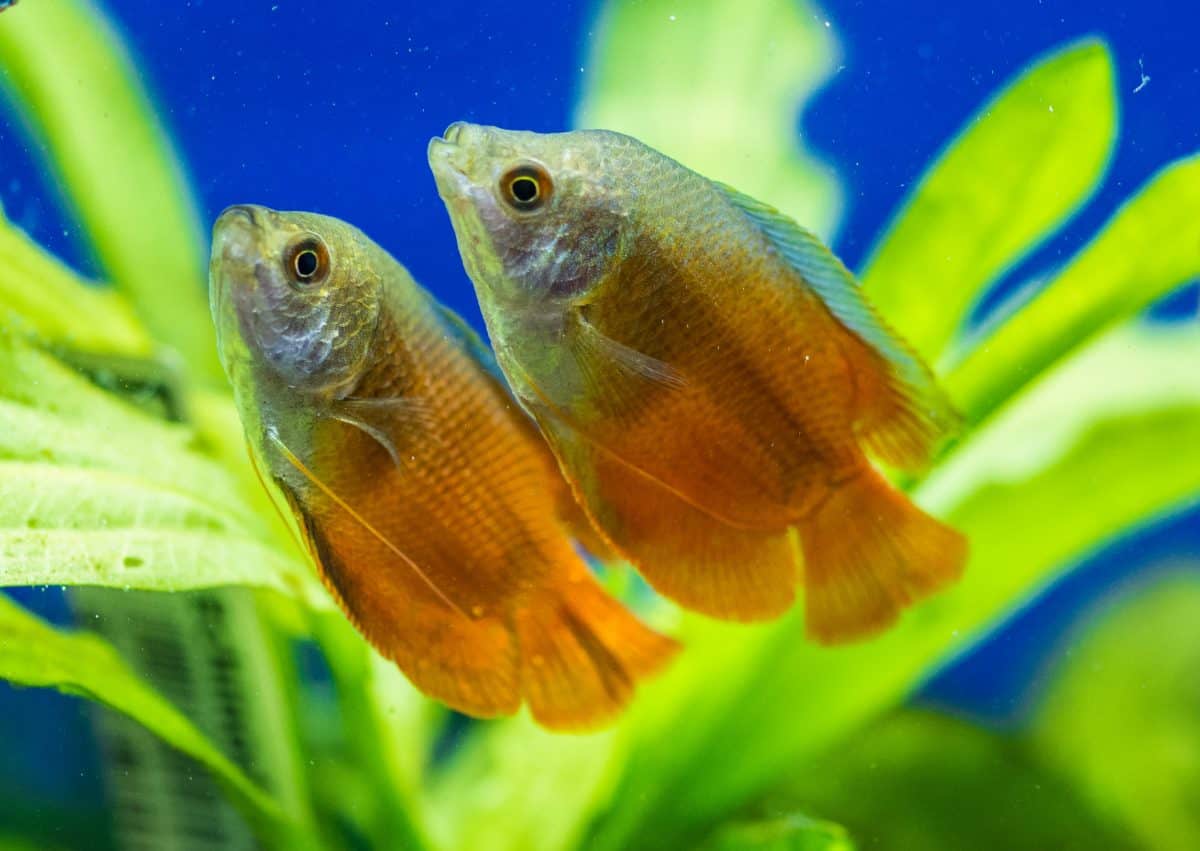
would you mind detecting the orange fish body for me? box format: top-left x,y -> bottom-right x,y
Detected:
210,205 -> 675,728
429,125 -> 967,642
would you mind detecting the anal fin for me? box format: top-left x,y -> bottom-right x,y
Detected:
515,569 -> 679,731
285,490 -> 521,718
542,416 -> 799,622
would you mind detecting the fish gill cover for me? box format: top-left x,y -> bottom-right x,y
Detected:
0,1 -> 1198,850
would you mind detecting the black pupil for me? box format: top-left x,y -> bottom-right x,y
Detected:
295,249 -> 319,278
511,176 -> 539,203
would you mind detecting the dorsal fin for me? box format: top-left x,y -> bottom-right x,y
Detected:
715,181 -> 961,468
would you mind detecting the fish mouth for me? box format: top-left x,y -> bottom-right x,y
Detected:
427,121 -> 466,160
219,204 -> 259,226
427,134 -> 474,202
213,208 -> 263,271
210,205 -> 271,370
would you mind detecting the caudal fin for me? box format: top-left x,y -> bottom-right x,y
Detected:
514,571 -> 679,731
797,466 -> 966,644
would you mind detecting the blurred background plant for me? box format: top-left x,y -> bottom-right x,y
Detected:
1,1 -> 1197,849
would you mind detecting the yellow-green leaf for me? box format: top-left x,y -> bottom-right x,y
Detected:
0,337 -> 324,605
576,0 -> 842,236
0,593 -> 308,849
948,154 -> 1200,425
778,711 -> 1138,850
862,39 -> 1118,360
0,0 -> 221,381
705,815 -> 854,851
0,214 -> 152,357
1034,574 -> 1200,851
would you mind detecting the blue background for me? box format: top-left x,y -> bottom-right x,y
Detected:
2,0 -> 1198,834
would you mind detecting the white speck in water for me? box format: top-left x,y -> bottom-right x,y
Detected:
1133,57 -> 1151,93
1048,104 -> 1054,112
668,14 -> 676,22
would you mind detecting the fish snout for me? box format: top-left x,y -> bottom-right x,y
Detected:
441,121 -> 468,144
428,131 -> 477,200
428,120 -> 488,166
219,204 -> 259,226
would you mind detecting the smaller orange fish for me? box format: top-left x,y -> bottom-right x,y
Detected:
210,205 -> 676,729
430,124 -> 967,644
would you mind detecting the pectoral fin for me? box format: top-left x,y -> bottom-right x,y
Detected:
575,311 -> 686,394
323,396 -> 436,468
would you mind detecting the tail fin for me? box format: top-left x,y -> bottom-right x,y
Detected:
514,571 -> 679,731
797,466 -> 966,644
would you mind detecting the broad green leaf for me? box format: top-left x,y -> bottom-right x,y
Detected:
704,815 -> 854,851
587,325 -> 1200,850
0,0 -> 221,382
0,338 -> 264,525
0,337 -> 325,605
0,331 -> 298,556
0,526 -> 320,602
0,214 -> 151,357
776,711 -> 1136,851
1034,574 -> 1200,851
948,153 -> 1200,426
576,0 -> 842,237
0,837 -> 64,851
862,39 -> 1116,361
0,400 -> 260,524
0,593 -> 310,849
430,717 -> 622,851
303,612 -> 435,851
184,385 -> 306,558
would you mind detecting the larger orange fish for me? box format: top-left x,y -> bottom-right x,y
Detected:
428,124 -> 967,643
209,205 -> 676,728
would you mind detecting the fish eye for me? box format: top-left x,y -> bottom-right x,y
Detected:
500,164 -> 552,212
284,236 -> 330,286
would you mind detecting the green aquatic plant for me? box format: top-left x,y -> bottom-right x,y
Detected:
1,0 -> 1199,849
